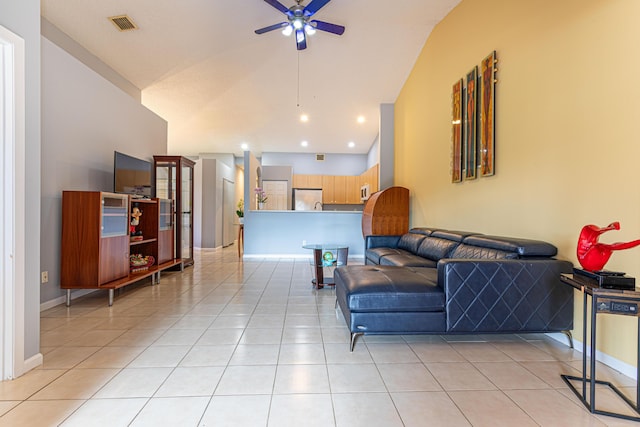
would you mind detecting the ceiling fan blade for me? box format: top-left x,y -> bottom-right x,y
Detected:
255,22 -> 289,34
303,0 -> 331,17
263,0 -> 291,15
310,20 -> 345,35
295,28 -> 307,50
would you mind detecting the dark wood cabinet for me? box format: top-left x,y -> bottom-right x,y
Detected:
361,186 -> 409,237
153,155 -> 195,267
60,191 -> 181,306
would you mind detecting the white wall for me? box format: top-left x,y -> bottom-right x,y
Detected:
40,36 -> 168,305
367,136 -> 379,170
0,0 -> 41,363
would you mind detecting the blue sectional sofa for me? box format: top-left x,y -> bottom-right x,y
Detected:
335,228 -> 574,350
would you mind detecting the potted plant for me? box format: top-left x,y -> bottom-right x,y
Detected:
236,199 -> 244,223
254,188 -> 268,209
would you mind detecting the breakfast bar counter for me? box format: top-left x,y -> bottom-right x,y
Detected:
242,210 -> 364,258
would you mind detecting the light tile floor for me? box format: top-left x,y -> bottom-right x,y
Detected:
1,247 -> 640,426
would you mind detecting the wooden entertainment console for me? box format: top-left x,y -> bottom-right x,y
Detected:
60,191 -> 182,306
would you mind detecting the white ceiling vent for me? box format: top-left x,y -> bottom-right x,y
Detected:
315,154 -> 325,161
109,15 -> 138,32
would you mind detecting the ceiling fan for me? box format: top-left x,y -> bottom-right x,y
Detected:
255,0 -> 345,50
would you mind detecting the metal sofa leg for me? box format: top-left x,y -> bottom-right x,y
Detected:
562,330 -> 574,348
350,332 -> 363,352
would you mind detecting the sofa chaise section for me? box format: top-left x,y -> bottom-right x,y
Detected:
336,229 -> 574,350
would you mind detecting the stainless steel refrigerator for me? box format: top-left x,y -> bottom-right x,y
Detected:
293,189 -> 323,210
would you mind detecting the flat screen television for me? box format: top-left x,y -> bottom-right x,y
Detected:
113,151 -> 152,197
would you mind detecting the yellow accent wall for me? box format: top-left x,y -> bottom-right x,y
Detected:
395,0 -> 640,367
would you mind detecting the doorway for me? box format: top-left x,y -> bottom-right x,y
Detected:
222,178 -> 235,247
262,180 -> 288,210
0,24 -> 26,380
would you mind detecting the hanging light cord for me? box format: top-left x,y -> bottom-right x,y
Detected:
296,52 -> 301,107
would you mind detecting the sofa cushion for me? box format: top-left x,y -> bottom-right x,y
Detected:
449,243 -> 518,259
408,227 -> 439,236
335,266 -> 444,313
431,230 -> 480,242
366,247 -> 405,264
416,237 -> 459,261
463,235 -> 558,257
397,233 -> 426,254
379,253 -> 438,268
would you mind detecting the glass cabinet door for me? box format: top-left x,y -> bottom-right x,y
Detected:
154,155 -> 195,267
101,193 -> 129,237
181,164 -> 192,261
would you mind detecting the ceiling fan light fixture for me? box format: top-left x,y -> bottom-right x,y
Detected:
292,18 -> 304,30
282,25 -> 293,36
304,24 -> 316,35
296,30 -> 305,44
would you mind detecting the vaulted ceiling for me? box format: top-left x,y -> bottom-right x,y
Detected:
41,0 -> 460,156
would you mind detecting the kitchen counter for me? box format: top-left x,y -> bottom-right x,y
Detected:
249,210 -> 362,213
242,210 -> 364,257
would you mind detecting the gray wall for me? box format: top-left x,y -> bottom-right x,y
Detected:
379,103 -> 395,190
0,0 -> 42,361
194,159 -> 235,248
41,18 -> 141,101
40,36 -> 168,305
261,152 -> 368,176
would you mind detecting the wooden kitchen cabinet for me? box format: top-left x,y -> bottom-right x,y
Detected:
345,176 -> 361,204
333,175 -> 347,204
293,174 -> 322,189
322,175 -> 335,203
360,164 -> 379,194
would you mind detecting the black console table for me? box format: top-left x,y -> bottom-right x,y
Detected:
560,273 -> 640,421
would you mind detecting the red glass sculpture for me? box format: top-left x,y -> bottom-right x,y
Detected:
577,222 -> 640,271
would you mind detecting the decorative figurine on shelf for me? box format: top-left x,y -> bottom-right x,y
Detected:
577,222 -> 640,271
130,205 -> 143,241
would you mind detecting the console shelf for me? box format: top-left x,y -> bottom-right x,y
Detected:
60,191 -> 181,306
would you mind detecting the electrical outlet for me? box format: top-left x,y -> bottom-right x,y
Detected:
302,240 -> 307,246
41,271 -> 48,284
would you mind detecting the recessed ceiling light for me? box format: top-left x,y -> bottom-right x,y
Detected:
301,140 -> 308,147
348,141 -> 355,148
241,143 -> 248,150
357,116 -> 366,124
300,114 -> 309,123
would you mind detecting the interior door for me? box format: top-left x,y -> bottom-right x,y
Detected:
222,178 -> 234,247
262,180 -> 288,210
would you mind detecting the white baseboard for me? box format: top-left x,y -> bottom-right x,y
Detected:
547,332 -> 637,380
40,289 -> 99,312
21,353 -> 43,374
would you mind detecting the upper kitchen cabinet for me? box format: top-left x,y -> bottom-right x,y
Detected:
345,176 -> 361,204
360,164 -> 379,194
292,174 -> 323,189
293,165 -> 379,205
